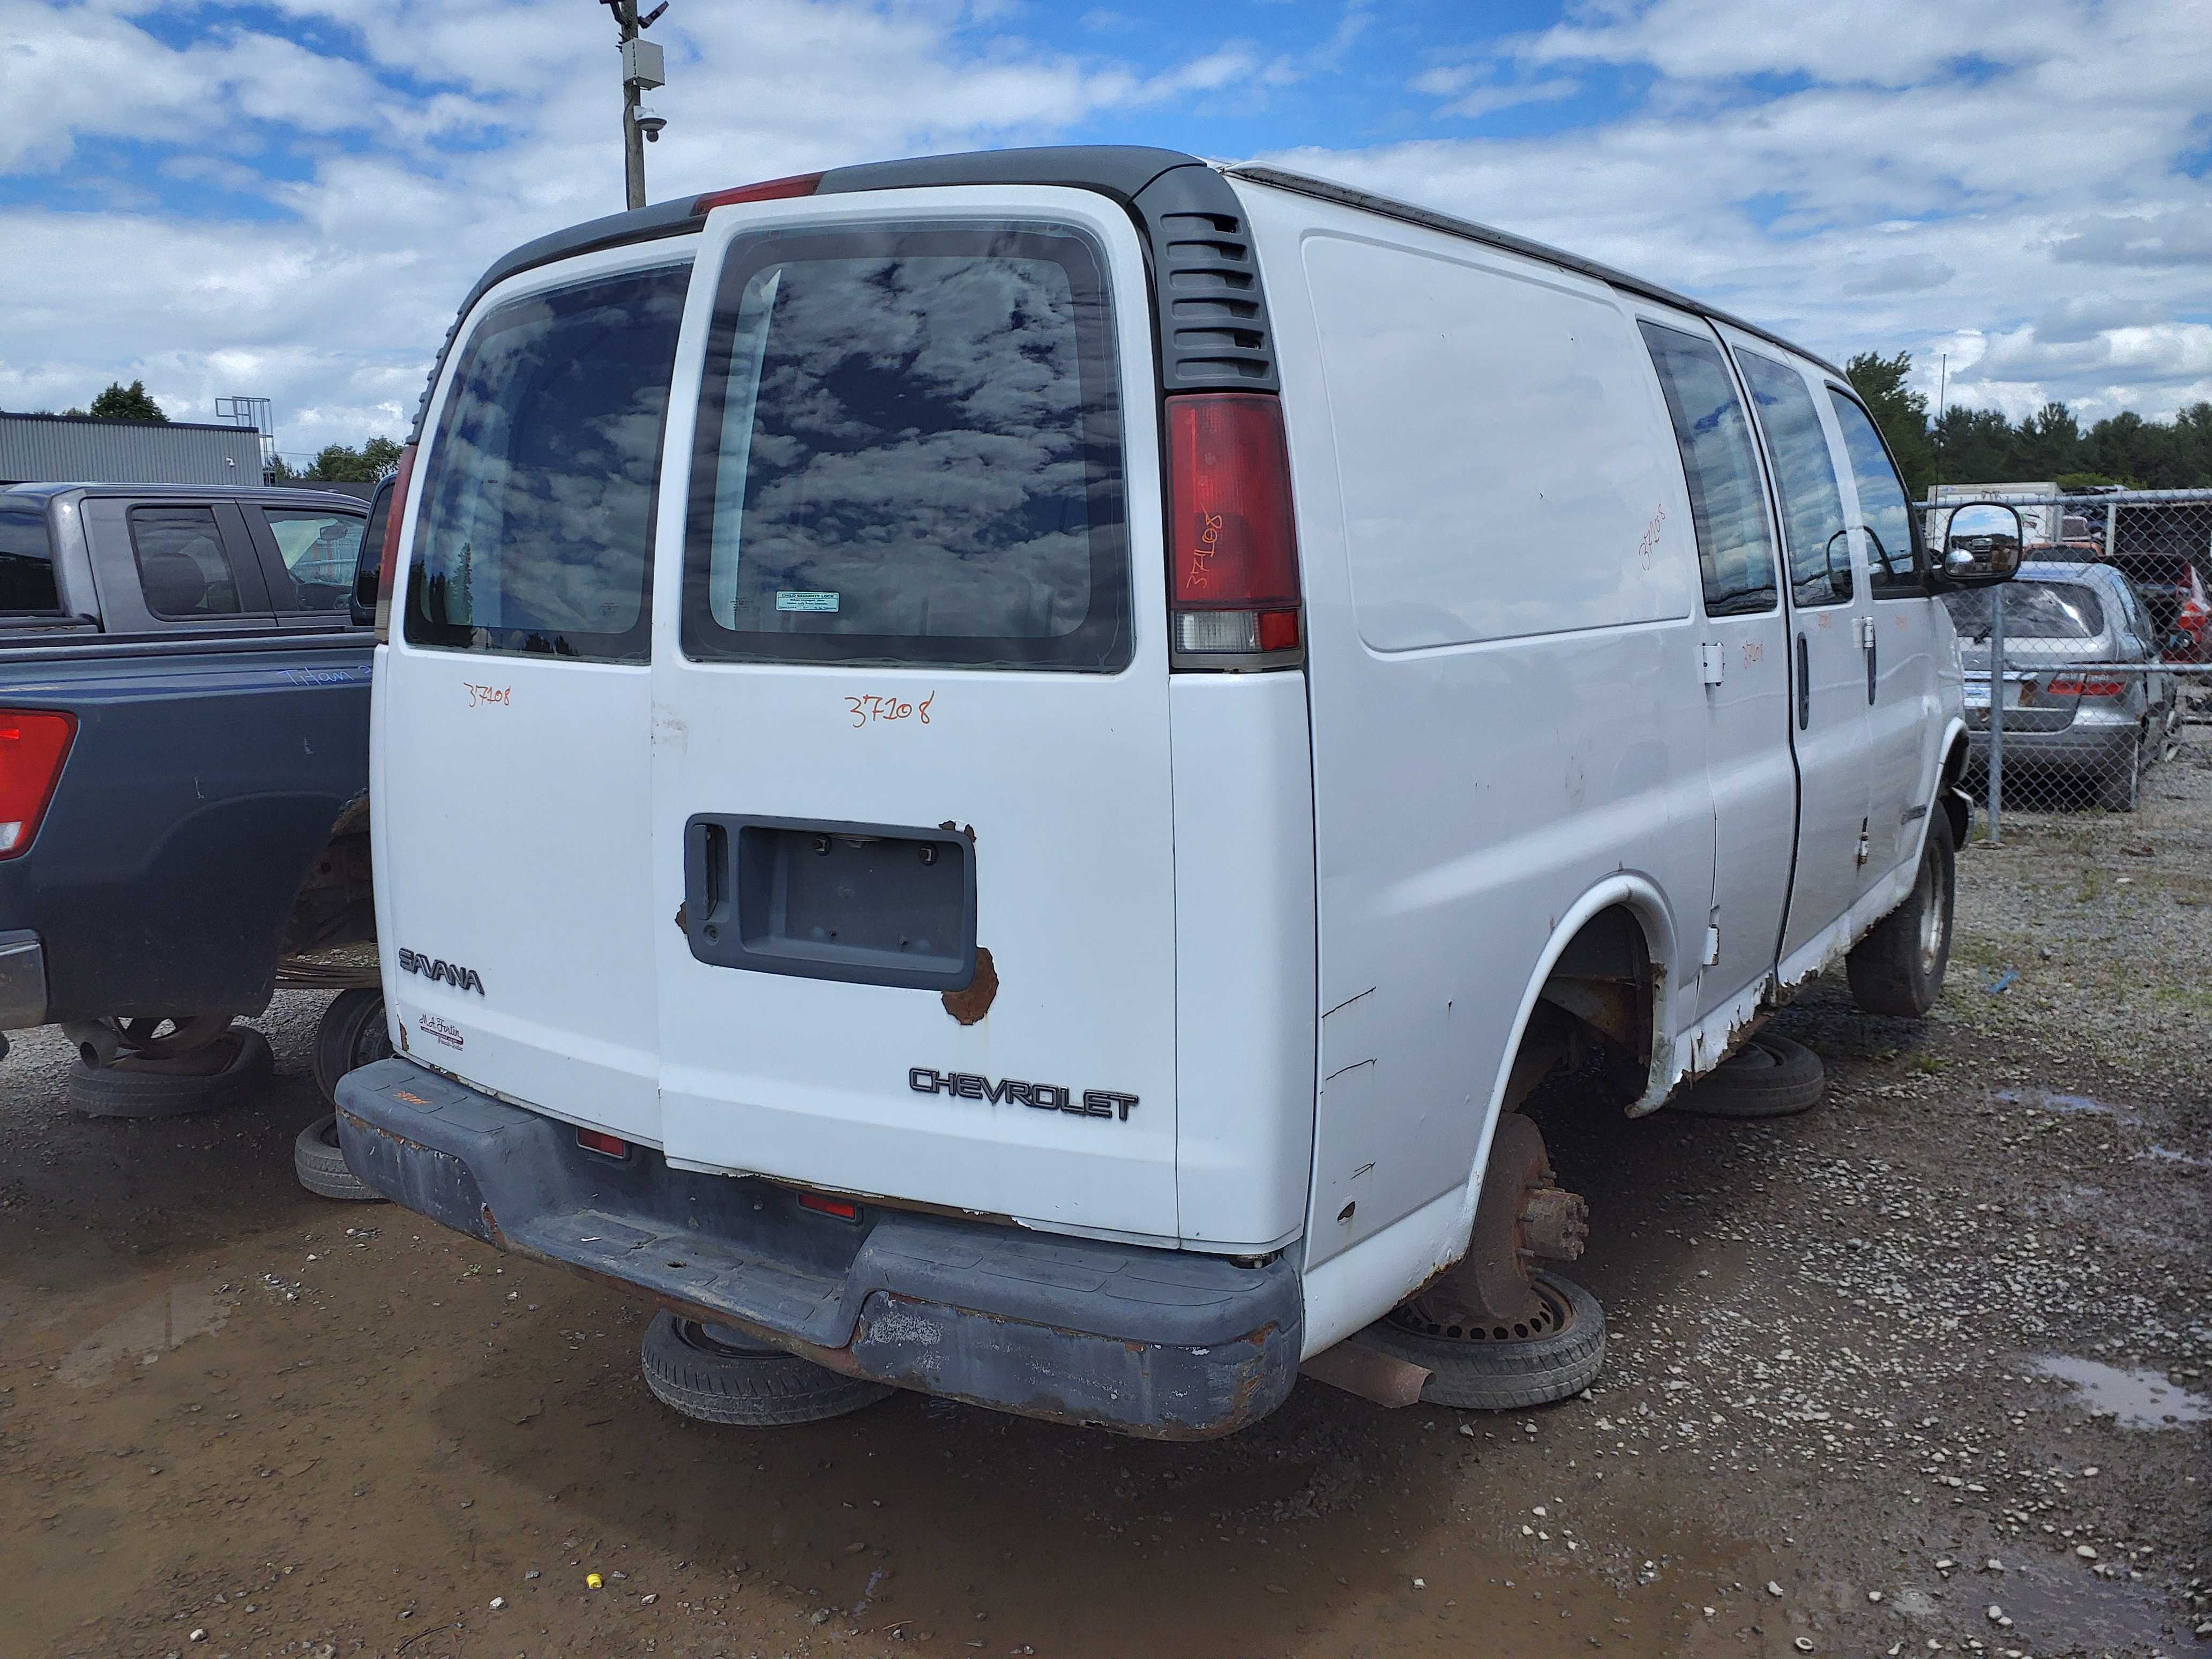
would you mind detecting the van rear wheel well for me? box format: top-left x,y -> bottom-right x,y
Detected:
1508,906 -> 1656,1115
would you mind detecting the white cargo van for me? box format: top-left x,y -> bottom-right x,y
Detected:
339,147 -> 2020,1438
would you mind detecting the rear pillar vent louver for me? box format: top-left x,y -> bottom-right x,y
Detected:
1133,177 -> 1279,393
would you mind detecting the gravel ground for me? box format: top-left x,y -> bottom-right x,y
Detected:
0,740 -> 2204,1659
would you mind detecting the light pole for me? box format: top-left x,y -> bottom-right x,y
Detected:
602,0 -> 670,211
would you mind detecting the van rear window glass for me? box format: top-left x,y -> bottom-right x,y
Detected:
1734,348 -> 1852,608
1940,582 -> 2103,640
681,223 -> 1129,671
1638,322 -> 1777,617
0,505 -> 62,614
406,263 -> 689,663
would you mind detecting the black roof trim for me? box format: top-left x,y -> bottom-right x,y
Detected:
1222,164 -> 1845,379
412,145 -> 1284,437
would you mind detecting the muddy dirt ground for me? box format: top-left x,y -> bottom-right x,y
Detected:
4,753 -> 2207,1659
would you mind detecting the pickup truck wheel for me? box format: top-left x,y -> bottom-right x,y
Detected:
640,1312 -> 893,1426
66,1027 -> 274,1118
311,989 -> 392,1109
1845,807 -> 1957,1018
294,1112 -> 383,1202
1357,1270 -> 1605,1410
1673,1031 -> 1827,1117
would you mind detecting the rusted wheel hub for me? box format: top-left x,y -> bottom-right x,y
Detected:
1389,1112 -> 1588,1343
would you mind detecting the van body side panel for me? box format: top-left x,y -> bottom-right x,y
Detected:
647,188 -> 1182,1243
1167,672 -> 1315,1252
1237,184 -> 1715,1276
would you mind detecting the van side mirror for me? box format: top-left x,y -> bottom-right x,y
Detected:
1935,503 -> 2023,588
351,479 -> 393,626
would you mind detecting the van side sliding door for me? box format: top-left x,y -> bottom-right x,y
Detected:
1626,304 -> 1795,1023
1714,327 -> 1877,980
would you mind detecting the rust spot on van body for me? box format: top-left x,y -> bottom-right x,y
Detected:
941,947 -> 998,1025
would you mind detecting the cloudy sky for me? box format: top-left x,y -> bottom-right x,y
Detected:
3,0 -> 2208,460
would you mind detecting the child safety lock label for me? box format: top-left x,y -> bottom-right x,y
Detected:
776,591 -> 840,613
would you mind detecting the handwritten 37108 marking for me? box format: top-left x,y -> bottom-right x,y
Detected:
847,692 -> 936,729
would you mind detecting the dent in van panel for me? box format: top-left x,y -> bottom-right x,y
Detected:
1299,233 -> 1693,653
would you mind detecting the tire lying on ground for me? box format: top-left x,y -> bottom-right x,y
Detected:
311,988 -> 392,1110
1672,1029 -> 1826,1118
1847,805 -> 1956,1017
1353,1269 -> 1606,1410
65,1027 -> 274,1118
640,1311 -> 894,1426
294,1111 -> 384,1202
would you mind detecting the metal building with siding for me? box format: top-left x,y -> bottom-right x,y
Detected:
0,413 -> 265,486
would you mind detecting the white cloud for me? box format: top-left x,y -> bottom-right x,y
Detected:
1293,0 -> 2212,423
1,0 -> 2207,452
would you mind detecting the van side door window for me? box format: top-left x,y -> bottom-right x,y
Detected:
1638,322 -> 1779,616
129,505 -> 256,619
1825,391 -> 1923,596
1732,349 -> 1854,607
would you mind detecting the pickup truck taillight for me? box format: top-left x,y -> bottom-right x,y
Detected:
375,442 -> 417,642
0,711 -> 76,857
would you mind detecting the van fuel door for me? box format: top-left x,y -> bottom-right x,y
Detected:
1699,642 -> 1726,686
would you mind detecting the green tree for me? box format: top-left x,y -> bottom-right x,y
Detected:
1932,405 -> 2016,488
301,436 -> 403,482
1845,350 -> 1937,496
2013,402 -> 2082,479
85,379 -> 168,422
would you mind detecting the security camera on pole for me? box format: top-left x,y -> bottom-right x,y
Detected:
601,0 -> 670,211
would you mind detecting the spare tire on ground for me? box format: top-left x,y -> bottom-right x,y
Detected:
66,1027 -> 274,1118
294,1111 -> 384,1201
311,988 -> 391,1109
1354,1269 -> 1607,1410
1672,1029 -> 1825,1118
640,1312 -> 893,1426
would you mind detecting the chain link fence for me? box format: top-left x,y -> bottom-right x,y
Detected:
1931,489 -> 2212,838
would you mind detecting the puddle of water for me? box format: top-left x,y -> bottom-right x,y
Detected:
1990,1087 -> 2123,1117
2024,1354 -> 2211,1429
55,1284 -> 230,1386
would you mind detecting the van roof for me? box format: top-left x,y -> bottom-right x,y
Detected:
413,144 -> 1842,438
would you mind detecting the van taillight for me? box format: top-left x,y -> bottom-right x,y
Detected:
375,442 -> 416,642
693,173 -> 823,213
0,711 -> 75,858
1165,393 -> 1303,667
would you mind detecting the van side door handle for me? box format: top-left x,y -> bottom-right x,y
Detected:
1796,632 -> 1810,729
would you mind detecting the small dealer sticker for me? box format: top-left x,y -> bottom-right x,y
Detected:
419,1013 -> 465,1051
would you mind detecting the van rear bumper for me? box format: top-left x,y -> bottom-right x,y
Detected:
334,1057 -> 1302,1439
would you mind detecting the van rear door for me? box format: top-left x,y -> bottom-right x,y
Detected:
647,189 -> 1181,1242
375,249 -> 692,1138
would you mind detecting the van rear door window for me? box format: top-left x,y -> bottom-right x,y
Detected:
1638,322 -> 1778,617
681,223 -> 1130,671
1733,348 -> 1852,608
406,263 -> 689,663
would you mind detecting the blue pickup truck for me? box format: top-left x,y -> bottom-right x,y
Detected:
0,480 -> 392,1151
